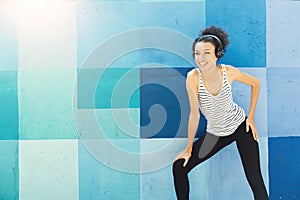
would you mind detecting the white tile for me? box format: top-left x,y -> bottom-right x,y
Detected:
19,140 -> 79,200
18,2 -> 76,69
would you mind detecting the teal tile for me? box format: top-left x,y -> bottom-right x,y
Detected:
0,140 -> 19,200
77,68 -> 140,108
19,69 -> 77,140
0,4 -> 18,70
78,139 -> 140,199
0,70 -> 18,140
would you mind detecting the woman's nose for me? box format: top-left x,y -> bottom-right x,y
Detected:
196,54 -> 206,61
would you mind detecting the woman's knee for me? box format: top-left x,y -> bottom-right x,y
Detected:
172,159 -> 186,175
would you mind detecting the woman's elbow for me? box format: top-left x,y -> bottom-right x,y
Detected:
189,111 -> 200,120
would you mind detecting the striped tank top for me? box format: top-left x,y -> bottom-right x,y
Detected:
197,64 -> 246,136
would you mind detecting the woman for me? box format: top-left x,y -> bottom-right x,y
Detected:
172,26 -> 269,200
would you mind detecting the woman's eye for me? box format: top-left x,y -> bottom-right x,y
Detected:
205,52 -> 210,54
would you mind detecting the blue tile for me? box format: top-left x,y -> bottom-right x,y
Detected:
0,140 -> 19,199
77,1 -> 204,69
206,0 -> 266,67
0,4 -> 18,70
140,1 -> 205,37
77,1 -> 141,68
140,67 -> 206,138
78,140 -> 140,199
269,137 -> 300,199
267,67 -> 300,137
0,71 -> 18,140
77,68 -> 140,109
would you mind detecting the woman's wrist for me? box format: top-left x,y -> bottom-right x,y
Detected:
186,145 -> 193,152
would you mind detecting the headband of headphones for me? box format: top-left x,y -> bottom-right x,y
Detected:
197,34 -> 224,58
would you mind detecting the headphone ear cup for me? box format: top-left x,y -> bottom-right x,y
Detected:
217,48 -> 224,58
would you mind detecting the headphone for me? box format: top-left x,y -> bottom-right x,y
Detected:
194,34 -> 224,58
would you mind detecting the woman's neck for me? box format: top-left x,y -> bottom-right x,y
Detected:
200,65 -> 220,82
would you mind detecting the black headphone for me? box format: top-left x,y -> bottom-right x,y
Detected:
194,34 -> 224,58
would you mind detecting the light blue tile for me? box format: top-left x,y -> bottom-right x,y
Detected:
140,137 -> 268,199
0,70 -> 18,140
78,139 -> 140,199
0,4 -> 18,70
208,137 -> 269,199
267,0 -> 300,67
206,0 -> 266,67
267,67 -> 300,137
0,140 -> 18,200
140,138 -> 209,200
231,68 -> 268,137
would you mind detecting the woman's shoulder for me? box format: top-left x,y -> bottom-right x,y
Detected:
187,68 -> 200,81
223,64 -> 240,75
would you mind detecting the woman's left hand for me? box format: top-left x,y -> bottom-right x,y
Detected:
246,117 -> 259,142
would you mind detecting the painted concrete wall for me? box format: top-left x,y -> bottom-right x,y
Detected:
0,0 -> 299,199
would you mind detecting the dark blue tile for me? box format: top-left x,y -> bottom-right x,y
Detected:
206,0 -> 266,67
140,67 -> 206,138
269,137 -> 300,199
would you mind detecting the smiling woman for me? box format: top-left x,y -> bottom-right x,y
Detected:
172,25 -> 269,200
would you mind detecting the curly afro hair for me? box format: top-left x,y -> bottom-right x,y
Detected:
192,25 -> 229,59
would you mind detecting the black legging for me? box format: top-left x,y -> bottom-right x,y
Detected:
172,119 -> 269,200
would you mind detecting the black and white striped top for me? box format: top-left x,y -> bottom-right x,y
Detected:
197,64 -> 245,136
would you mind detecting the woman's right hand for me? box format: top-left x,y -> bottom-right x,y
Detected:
173,148 -> 192,167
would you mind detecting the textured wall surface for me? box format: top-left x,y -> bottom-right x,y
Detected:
0,0 -> 299,200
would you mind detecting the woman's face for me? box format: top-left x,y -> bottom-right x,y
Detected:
194,41 -> 218,69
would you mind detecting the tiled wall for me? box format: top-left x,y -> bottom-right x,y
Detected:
0,0 -> 299,199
